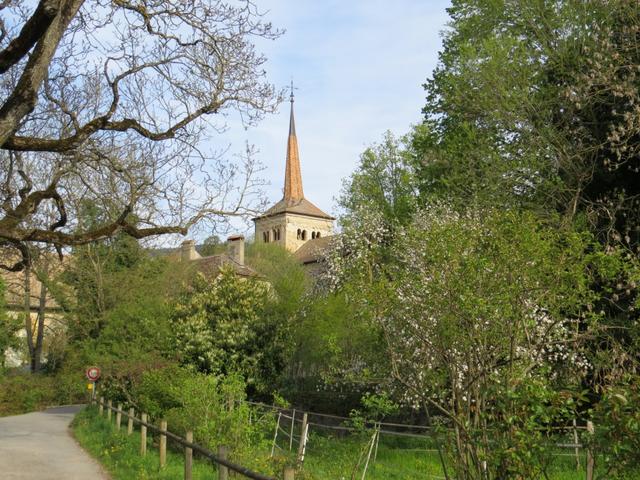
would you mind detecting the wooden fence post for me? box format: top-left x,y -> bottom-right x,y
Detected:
296,412 -> 308,465
184,431 -> 193,480
107,400 -> 112,421
218,445 -> 229,480
116,403 -> 122,431
140,413 -> 148,456
572,419 -> 580,471
98,397 -> 103,416
283,466 -> 295,480
127,408 -> 134,435
586,421 -> 595,480
271,412 -> 282,457
289,409 -> 296,451
159,420 -> 167,468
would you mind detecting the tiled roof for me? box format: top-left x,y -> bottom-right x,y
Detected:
254,197 -> 335,221
294,235 -> 334,264
192,254 -> 258,278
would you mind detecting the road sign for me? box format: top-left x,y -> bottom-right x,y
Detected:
85,366 -> 101,382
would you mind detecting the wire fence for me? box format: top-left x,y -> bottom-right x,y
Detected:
92,393 -> 597,480
245,400 -> 596,480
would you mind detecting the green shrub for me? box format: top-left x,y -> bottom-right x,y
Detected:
130,366 -> 274,465
0,373 -> 55,416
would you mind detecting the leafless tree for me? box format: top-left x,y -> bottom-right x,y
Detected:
0,0 -> 281,271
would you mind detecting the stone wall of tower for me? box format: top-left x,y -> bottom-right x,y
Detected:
255,213 -> 333,253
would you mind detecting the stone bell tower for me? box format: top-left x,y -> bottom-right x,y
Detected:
253,88 -> 334,253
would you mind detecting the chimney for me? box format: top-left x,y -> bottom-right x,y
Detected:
227,235 -> 245,266
180,239 -> 197,262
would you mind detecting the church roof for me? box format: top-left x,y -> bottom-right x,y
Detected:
294,235 -> 334,264
284,93 -> 304,201
254,88 -> 334,221
256,197 -> 335,220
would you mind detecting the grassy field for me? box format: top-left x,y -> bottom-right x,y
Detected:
72,407 -> 218,480
73,406 -> 608,480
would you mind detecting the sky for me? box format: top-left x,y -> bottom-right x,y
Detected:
210,0 -> 452,237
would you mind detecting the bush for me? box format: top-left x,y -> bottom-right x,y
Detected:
0,373 -> 56,416
130,366 -> 273,465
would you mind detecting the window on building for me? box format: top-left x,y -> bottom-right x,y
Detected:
301,230 -> 307,240
263,231 -> 270,243
316,232 -> 321,238
297,229 -> 301,240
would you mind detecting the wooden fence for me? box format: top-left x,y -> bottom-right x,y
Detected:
95,397 -> 295,480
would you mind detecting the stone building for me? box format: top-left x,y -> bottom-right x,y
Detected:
178,235 -> 257,278
178,92 -> 336,273
253,92 -> 335,255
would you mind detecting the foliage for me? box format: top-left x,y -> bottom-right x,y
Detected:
131,367 -> 272,461
339,130 -> 418,230
590,376 -> 640,479
172,267 -> 277,393
322,205 -> 600,478
382,208 -> 596,478
418,0 -> 640,250
72,406 -> 215,480
0,278 -> 21,368
0,373 -> 55,416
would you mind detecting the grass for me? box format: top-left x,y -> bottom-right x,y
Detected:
298,432 -> 596,480
72,406 -> 218,480
73,407 -> 619,480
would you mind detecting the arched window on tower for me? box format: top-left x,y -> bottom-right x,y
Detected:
297,229 -> 301,240
301,230 -> 307,241
316,232 -> 321,238
311,232 -> 316,240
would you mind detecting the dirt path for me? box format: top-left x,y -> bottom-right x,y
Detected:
0,405 -> 110,479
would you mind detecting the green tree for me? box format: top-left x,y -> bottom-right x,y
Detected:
339,130 -> 418,230
0,278 -> 21,369
172,268 -> 275,393
326,207 -> 598,478
418,0 -> 640,249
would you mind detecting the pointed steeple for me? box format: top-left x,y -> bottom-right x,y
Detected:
283,84 -> 304,201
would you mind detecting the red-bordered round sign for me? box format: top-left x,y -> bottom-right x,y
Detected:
85,366 -> 101,382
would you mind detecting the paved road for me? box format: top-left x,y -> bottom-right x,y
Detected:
0,405 -> 110,479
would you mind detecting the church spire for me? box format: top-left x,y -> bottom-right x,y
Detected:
283,82 -> 304,201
